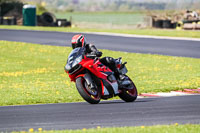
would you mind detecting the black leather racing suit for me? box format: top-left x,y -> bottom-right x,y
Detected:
85,44 -> 120,78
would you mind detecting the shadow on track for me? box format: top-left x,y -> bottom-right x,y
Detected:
97,98 -> 156,105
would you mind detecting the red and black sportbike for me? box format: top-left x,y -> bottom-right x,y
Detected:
65,47 -> 137,104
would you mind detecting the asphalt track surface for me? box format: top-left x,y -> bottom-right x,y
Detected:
0,29 -> 200,132
0,96 -> 200,132
0,29 -> 200,58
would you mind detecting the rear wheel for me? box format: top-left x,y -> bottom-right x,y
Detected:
118,76 -> 137,102
76,77 -> 101,104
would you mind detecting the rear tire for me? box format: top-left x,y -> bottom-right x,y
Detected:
76,77 -> 101,104
118,76 -> 137,102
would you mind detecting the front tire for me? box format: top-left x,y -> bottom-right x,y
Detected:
76,77 -> 101,104
118,76 -> 137,102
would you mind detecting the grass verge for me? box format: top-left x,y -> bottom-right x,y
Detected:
1,25 -> 200,38
55,12 -> 145,25
13,124 -> 200,133
0,41 -> 199,106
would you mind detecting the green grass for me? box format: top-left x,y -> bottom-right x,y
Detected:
55,12 -> 145,25
0,41 -> 199,106
13,124 -> 200,133
1,25 -> 200,38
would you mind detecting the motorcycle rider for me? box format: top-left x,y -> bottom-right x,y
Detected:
71,34 -> 126,85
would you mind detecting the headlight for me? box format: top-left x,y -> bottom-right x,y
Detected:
72,55 -> 82,68
64,64 -> 71,72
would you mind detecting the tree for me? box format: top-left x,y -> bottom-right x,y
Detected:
0,0 -> 23,17
0,0 -> 21,4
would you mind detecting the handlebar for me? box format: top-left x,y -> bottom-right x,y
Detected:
86,54 -> 99,63
86,54 -> 97,58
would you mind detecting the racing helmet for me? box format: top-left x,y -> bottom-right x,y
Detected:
71,34 -> 86,49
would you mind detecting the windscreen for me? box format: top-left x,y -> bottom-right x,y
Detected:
65,47 -> 85,71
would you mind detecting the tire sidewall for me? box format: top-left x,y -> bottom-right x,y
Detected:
76,77 -> 101,104
118,76 -> 138,102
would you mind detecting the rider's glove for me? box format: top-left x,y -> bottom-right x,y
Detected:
96,51 -> 102,57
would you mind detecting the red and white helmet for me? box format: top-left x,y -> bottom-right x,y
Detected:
71,34 -> 86,49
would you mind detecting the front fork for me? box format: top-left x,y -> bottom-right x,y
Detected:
83,73 -> 96,90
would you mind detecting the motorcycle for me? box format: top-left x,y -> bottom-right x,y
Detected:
64,47 -> 137,104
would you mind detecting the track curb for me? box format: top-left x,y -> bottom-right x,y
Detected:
139,88 -> 200,98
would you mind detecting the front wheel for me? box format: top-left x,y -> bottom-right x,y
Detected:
118,76 -> 137,102
76,76 -> 101,104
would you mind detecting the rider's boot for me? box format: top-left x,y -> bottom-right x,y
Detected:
118,74 -> 131,87
114,70 -> 131,87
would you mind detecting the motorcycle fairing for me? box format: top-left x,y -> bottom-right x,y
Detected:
65,47 -> 85,71
68,67 -> 85,82
80,59 -> 112,79
110,81 -> 119,94
81,59 -> 119,97
102,79 -> 119,96
101,79 -> 115,96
